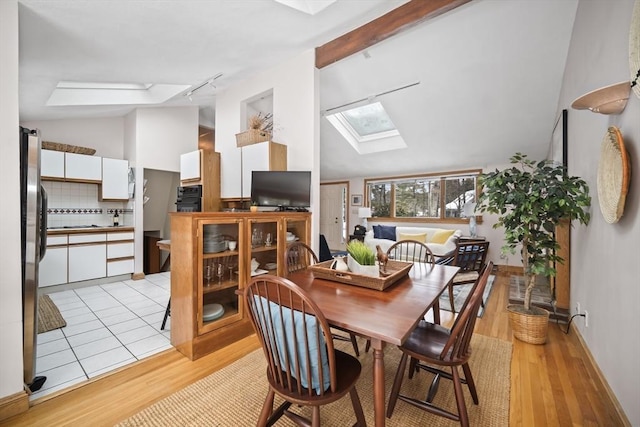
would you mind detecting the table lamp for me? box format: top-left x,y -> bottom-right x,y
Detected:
463,202 -> 477,237
358,207 -> 372,229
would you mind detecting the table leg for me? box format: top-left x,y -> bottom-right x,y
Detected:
433,299 -> 441,325
371,338 -> 386,427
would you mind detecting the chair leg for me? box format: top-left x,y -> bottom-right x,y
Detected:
451,366 -> 470,427
161,300 -> 170,330
408,357 -> 418,379
365,339 -> 371,353
349,334 -> 360,357
449,283 -> 456,315
461,362 -> 479,404
386,352 -> 408,418
311,406 -> 320,427
349,387 -> 367,426
258,389 -> 275,427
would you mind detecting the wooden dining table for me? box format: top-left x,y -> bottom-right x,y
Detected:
286,262 -> 460,427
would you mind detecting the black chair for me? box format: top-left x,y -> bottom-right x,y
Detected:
285,242 -> 361,357
243,275 -> 366,427
318,234 -> 332,262
386,262 -> 493,427
438,241 -> 490,314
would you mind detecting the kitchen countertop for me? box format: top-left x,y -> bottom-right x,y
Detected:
47,226 -> 134,235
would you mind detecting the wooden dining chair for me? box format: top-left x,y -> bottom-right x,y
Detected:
438,241 -> 490,314
386,239 -> 435,266
386,262 -> 493,427
243,275 -> 367,427
285,242 -> 361,357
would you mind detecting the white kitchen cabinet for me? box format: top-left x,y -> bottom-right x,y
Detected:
41,149 -> 65,179
180,149 -> 201,181
241,141 -> 287,198
101,157 -> 129,200
68,233 -> 107,282
107,242 -> 134,258
107,259 -> 134,277
65,152 -> 102,182
39,234 -> 68,287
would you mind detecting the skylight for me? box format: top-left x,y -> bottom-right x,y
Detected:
325,101 -> 407,154
47,81 -> 191,107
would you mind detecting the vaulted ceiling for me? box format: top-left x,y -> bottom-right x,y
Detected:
17,0 -> 578,180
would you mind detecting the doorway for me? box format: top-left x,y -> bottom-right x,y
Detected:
320,182 -> 348,252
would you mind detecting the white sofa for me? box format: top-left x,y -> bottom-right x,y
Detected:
364,225 -> 461,257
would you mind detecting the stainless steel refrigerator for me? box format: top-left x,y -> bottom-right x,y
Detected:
20,126 -> 48,392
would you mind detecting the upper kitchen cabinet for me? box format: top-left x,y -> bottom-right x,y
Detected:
241,141 -> 287,199
65,152 -> 102,182
41,149 -> 65,179
180,149 -> 221,212
180,149 -> 201,182
101,157 -> 129,200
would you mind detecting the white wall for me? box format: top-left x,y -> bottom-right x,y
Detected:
216,49 -> 319,245
560,1 -> 639,424
0,0 -> 24,400
20,117 -> 125,159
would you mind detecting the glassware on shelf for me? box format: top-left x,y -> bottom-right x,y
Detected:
251,228 -> 263,248
216,263 -> 224,285
204,264 -> 213,286
265,232 -> 273,247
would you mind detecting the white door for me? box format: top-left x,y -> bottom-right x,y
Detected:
320,183 -> 347,251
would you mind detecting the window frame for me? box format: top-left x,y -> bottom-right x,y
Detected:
364,168 -> 483,224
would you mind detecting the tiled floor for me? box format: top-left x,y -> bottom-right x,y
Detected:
32,272 -> 172,400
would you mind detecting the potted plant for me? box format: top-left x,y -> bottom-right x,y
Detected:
476,153 -> 591,344
346,240 -> 379,277
250,201 -> 259,212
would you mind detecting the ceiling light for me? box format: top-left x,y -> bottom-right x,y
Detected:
184,73 -> 223,99
274,0 -> 336,15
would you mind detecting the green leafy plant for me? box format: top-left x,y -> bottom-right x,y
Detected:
346,240 -> 376,266
476,153 -> 591,313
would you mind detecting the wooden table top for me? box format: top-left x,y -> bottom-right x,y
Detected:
287,262 -> 459,346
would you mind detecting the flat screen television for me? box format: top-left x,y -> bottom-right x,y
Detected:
251,171 -> 311,208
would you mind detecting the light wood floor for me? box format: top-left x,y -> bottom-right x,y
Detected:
1,273 -> 627,426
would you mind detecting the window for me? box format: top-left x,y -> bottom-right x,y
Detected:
325,102 -> 407,154
366,170 -> 480,222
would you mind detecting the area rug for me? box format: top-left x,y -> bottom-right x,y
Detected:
37,294 -> 66,334
438,275 -> 495,316
116,334 -> 511,426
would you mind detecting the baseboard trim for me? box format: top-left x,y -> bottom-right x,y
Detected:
495,264 -> 523,276
570,322 -> 631,426
0,390 -> 29,422
131,272 -> 145,280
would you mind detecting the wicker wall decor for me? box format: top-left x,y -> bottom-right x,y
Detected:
597,126 -> 631,224
42,141 -> 96,155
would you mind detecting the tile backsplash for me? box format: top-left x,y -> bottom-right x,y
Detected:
44,181 -> 132,228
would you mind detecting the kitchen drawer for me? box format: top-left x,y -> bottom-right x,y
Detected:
107,242 -> 134,259
107,258 -> 134,276
107,231 -> 134,241
47,235 -> 68,246
69,233 -> 107,244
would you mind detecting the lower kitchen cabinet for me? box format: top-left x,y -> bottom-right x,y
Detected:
69,243 -> 107,282
39,246 -> 68,287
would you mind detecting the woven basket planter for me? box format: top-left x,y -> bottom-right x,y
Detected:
507,304 -> 550,344
42,141 -> 96,155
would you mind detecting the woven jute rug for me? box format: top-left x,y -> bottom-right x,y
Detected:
37,294 -> 66,334
116,334 -> 511,426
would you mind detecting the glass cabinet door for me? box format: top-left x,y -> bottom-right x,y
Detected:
197,218 -> 243,334
247,217 -> 279,279
281,214 -> 311,274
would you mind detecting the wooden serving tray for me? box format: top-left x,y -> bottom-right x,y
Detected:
309,259 -> 413,291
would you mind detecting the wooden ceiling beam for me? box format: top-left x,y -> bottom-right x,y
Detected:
315,0 -> 472,69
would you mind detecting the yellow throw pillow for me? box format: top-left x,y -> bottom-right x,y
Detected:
430,229 -> 455,244
398,232 -> 427,243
